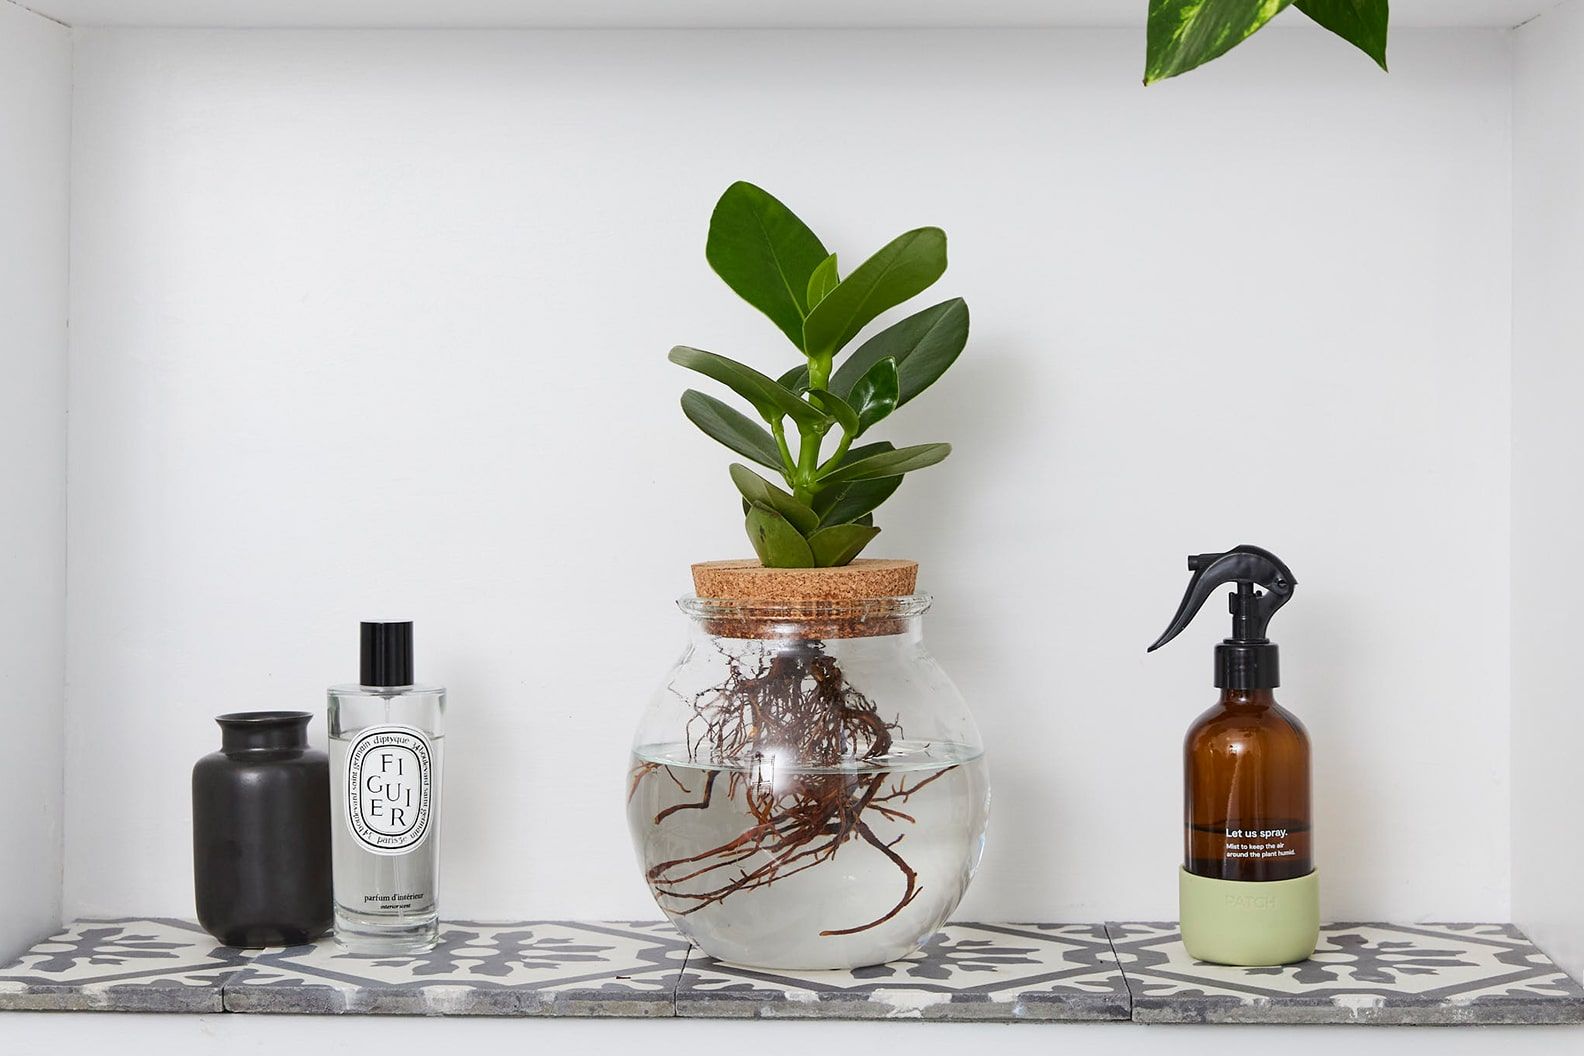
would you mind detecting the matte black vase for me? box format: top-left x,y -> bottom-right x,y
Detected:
193,711 -> 333,947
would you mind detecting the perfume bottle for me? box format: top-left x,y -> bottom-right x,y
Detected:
328,621 -> 446,952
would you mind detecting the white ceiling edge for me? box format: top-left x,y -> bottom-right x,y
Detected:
8,0 -> 1566,30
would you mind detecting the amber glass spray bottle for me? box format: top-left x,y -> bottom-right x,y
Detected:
1148,545 -> 1318,966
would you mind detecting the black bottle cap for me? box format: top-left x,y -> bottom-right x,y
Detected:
360,621 -> 413,687
1214,641 -> 1281,691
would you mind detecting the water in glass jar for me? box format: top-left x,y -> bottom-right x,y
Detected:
628,739 -> 989,970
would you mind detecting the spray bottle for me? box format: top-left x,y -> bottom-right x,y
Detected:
1148,545 -> 1317,966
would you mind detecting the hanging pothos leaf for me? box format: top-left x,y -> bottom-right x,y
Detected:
1144,0 -> 1389,84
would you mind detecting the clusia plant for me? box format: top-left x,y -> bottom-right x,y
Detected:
626,183 -> 989,972
670,181 -> 967,567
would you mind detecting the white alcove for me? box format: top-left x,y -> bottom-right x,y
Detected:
0,0 -> 1579,1051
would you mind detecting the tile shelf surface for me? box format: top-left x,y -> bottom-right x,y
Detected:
1,918 -> 1578,1025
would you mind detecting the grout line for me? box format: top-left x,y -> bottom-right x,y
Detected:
672,942 -> 691,1017
1102,922 -> 1138,1022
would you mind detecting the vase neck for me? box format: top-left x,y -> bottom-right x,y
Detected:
217,711 -> 312,753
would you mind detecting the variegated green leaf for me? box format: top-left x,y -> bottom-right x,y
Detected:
1145,0 -> 1294,85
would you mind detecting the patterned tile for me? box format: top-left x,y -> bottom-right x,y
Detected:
675,922 -> 1131,1020
0,918 -> 249,1012
222,920 -> 688,1015
1108,922 -> 1584,1025
5,918 -> 1580,1024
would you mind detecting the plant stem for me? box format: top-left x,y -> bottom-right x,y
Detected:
794,425 -> 822,503
770,419 -> 797,485
818,431 -> 853,475
808,352 -> 832,394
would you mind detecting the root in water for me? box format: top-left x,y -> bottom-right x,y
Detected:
629,640 -> 953,936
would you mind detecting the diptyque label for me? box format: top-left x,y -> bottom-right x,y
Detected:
343,724 -> 433,855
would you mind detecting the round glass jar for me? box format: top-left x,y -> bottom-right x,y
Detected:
626,593 -> 990,970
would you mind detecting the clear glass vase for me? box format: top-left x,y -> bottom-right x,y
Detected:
627,593 -> 990,970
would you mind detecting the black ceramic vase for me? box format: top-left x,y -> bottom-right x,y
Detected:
193,711 -> 333,947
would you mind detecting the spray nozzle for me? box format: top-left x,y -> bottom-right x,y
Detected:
1147,544 -> 1297,689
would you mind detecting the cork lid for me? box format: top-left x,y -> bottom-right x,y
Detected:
691,559 -> 918,601
687,560 -> 923,639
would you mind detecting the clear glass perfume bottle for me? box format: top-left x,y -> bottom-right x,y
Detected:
328,621 -> 445,953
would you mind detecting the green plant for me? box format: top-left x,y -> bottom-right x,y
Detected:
1145,0 -> 1389,84
671,182 -> 966,568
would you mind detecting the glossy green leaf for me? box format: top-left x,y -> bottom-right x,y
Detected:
821,442 -> 951,484
815,474 -> 903,527
807,254 -> 840,309
813,440 -> 893,509
705,182 -> 829,349
680,390 -> 785,472
848,357 -> 899,436
813,441 -> 891,513
778,364 -> 810,395
729,464 -> 819,535
670,346 -> 831,429
802,228 -> 948,360
745,503 -> 815,568
808,523 -> 881,567
836,440 -> 898,464
831,298 -> 969,409
1145,0 -> 1293,85
814,441 -> 903,525
1294,0 -> 1388,70
808,389 -> 860,436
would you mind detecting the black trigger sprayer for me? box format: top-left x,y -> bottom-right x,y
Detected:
1148,544 -> 1296,690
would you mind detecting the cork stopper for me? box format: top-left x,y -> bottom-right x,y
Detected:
691,559 -> 918,601
688,559 -> 922,640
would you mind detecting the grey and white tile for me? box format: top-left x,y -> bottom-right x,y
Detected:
675,922 -> 1131,1020
1108,921 -> 1584,1025
6,917 -> 1580,1024
223,920 -> 688,1015
0,918 -> 248,1012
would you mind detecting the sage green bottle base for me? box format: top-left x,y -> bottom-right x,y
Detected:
1179,867 -> 1319,966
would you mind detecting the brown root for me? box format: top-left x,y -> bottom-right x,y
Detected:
631,639 -> 953,935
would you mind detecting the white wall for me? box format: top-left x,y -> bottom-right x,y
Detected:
0,1 -> 71,961
64,27 -> 1513,925
1512,0 -> 1584,983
